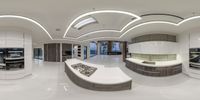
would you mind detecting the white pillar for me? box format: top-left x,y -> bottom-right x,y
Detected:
97,42 -> 101,55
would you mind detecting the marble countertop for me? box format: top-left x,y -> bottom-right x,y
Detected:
65,59 -> 132,85
126,58 -> 182,67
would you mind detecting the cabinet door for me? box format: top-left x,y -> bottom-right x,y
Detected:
44,43 -> 60,62
6,32 -> 24,48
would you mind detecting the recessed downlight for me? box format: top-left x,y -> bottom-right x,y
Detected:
56,28 -> 61,31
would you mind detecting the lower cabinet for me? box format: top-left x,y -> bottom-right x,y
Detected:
125,60 -> 182,77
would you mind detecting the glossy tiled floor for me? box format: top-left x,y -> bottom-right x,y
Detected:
0,55 -> 200,100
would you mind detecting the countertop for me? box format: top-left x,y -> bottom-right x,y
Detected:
126,58 -> 182,67
65,59 -> 132,85
4,57 -> 24,60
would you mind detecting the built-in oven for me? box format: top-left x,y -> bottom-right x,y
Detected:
6,48 -> 24,58
190,48 -> 200,69
4,48 -> 24,70
0,49 -> 6,69
0,49 -> 5,63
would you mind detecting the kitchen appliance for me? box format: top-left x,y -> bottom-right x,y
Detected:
4,48 -> 24,70
190,48 -> 200,69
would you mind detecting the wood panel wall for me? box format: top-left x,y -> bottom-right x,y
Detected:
44,43 -> 60,62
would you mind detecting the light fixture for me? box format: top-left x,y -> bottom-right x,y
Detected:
63,10 -> 142,38
120,16 -> 200,38
73,17 -> 97,30
0,15 -> 53,40
65,15 -> 200,42
120,21 -> 178,38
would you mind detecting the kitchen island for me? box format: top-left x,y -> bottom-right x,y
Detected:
65,59 -> 132,91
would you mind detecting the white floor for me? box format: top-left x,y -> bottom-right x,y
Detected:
0,55 -> 200,100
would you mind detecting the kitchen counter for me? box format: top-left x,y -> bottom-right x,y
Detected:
126,58 -> 182,67
65,59 -> 132,91
125,58 -> 182,77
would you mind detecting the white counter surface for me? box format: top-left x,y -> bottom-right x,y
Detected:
65,59 -> 132,85
4,57 -> 24,60
126,58 -> 182,67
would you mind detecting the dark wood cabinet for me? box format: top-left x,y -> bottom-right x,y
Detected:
132,34 -> 176,43
44,43 -> 60,62
125,60 -> 182,77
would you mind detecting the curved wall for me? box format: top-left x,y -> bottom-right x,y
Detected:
0,30 -> 32,79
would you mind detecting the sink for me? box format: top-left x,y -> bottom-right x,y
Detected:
142,61 -> 156,65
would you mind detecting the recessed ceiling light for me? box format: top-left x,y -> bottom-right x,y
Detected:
56,28 -> 61,31
73,17 -> 98,30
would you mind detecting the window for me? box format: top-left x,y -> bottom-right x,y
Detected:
90,42 -> 97,57
112,42 -> 121,52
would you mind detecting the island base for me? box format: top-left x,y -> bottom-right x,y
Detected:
65,63 -> 132,91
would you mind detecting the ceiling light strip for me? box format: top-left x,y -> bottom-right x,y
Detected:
73,17 -> 97,30
120,16 -> 200,38
141,13 -> 184,20
120,21 -> 178,38
63,10 -> 142,38
0,15 -> 53,40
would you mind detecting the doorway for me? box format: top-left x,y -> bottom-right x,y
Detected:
33,48 -> 43,60
100,41 -> 108,55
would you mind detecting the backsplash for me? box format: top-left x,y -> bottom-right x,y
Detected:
131,53 -> 176,61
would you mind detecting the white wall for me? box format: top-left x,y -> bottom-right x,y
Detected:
179,32 -> 200,78
128,41 -> 179,54
177,33 -> 190,74
0,31 -> 24,48
0,30 -> 32,79
177,31 -> 200,78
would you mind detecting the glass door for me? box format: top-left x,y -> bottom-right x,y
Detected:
34,48 -> 43,60
100,41 -> 108,55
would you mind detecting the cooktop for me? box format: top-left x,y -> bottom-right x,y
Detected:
71,63 -> 97,77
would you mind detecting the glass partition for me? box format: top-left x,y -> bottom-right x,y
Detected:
100,41 -> 108,55
34,48 -> 43,60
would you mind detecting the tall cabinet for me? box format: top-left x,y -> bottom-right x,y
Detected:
44,43 -> 60,62
0,30 -> 32,79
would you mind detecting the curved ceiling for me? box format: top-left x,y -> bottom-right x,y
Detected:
1,0 -> 200,43
63,10 -> 141,39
